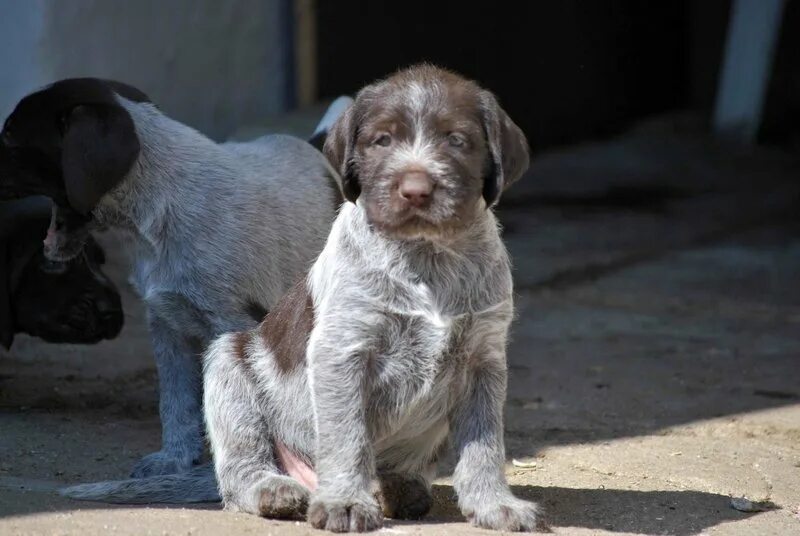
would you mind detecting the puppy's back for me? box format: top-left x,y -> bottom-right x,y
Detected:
224,134 -> 340,216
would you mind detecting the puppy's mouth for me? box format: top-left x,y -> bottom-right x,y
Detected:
360,167 -> 483,241
43,205 -> 93,262
365,203 -> 470,241
43,227 -> 87,262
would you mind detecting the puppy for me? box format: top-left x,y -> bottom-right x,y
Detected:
203,65 -> 541,532
1,196 -> 122,348
0,79 -> 343,480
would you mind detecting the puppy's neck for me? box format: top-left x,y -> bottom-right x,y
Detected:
312,203 -> 510,316
93,98 -> 229,251
350,201 -> 499,263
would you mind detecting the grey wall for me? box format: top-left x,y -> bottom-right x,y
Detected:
0,0 -> 289,140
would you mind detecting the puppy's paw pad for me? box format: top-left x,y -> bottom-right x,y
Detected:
465,498 -> 545,532
257,476 -> 309,519
130,451 -> 194,478
308,493 -> 383,533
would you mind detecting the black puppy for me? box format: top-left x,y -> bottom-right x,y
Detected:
0,197 -> 123,348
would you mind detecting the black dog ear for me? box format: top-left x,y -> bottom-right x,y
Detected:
478,90 -> 531,207
323,101 -> 361,203
62,103 -> 140,214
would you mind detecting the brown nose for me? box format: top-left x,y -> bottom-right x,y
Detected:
398,171 -> 434,207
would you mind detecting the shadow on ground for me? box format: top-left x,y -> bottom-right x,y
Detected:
422,484 -> 770,536
0,483 -> 770,536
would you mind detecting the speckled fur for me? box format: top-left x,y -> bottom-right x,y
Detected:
205,66 -> 543,532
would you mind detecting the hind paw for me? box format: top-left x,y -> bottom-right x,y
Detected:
376,473 -> 432,520
257,476 -> 310,519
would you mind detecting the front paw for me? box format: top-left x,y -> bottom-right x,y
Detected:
462,496 -> 544,532
307,491 -> 383,533
257,475 -> 310,519
130,450 -> 196,477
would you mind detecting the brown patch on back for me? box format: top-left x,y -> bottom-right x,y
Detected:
259,278 -> 314,374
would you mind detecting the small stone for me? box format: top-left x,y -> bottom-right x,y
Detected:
512,459 -> 538,468
730,497 -> 769,512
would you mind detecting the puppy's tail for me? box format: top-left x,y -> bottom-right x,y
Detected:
59,464 -> 220,504
308,96 -> 353,151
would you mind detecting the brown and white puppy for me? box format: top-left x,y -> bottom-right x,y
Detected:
206,64 -> 539,532
67,65 -> 540,531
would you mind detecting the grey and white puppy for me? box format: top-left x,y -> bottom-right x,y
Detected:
0,79 -> 345,480
204,65 -> 541,532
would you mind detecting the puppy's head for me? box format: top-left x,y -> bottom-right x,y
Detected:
1,79 -> 149,259
1,203 -> 123,349
324,64 -> 529,240
8,236 -> 124,347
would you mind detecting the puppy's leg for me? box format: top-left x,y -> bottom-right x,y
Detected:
204,334 -> 309,518
306,332 -> 383,532
451,352 -> 543,532
131,316 -> 205,477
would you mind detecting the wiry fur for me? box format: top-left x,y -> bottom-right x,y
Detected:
205,66 -> 542,532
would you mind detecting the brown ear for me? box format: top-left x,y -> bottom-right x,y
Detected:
322,101 -> 361,203
479,90 -> 530,207
62,103 -> 140,214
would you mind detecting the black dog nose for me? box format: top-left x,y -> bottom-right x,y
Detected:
398,171 -> 434,207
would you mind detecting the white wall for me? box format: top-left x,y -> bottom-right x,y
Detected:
0,0 -> 290,140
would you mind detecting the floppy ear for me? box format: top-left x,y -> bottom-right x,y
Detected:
479,90 -> 530,207
62,103 -> 140,214
323,102 -> 361,203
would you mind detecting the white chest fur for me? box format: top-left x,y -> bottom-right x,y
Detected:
307,204 -> 514,467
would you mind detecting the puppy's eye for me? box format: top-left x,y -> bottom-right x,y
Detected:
447,133 -> 467,148
373,133 -> 392,147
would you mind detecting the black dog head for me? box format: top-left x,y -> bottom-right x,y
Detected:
0,198 -> 123,349
1,78 -> 149,211
1,79 -> 149,261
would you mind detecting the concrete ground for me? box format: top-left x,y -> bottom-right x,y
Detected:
1,113 -> 799,535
